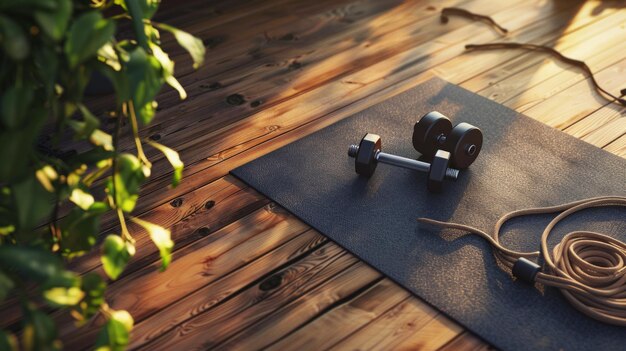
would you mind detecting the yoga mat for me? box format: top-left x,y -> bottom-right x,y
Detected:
231,78 -> 626,350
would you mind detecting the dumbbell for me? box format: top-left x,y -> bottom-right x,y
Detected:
412,111 -> 483,169
348,133 -> 459,192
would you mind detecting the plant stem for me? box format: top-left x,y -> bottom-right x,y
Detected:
100,302 -> 113,319
110,105 -> 134,243
116,208 -> 132,242
128,101 -> 152,167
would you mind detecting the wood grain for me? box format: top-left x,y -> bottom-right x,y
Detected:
5,0 -> 626,349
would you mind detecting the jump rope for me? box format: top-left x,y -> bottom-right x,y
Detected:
419,196 -> 626,326
419,9 -> 626,326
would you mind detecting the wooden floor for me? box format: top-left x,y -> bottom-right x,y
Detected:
5,0 -> 626,349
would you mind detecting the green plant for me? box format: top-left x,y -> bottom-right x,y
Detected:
0,0 -> 205,349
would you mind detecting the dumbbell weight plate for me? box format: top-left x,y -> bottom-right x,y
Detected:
355,133 -> 382,177
428,150 -> 452,192
412,111 -> 453,159
445,122 -> 483,169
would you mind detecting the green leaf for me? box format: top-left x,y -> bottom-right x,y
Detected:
95,309 -> 134,351
42,270 -> 83,307
33,45 -> 59,96
123,0 -> 149,50
41,269 -> 79,287
22,307 -> 59,351
43,286 -> 84,307
0,0 -> 56,10
59,205 -> 107,257
74,273 -> 106,323
156,23 -> 205,69
49,288 -> 78,309
126,47 -> 163,124
69,188 -> 94,210
0,246 -> 62,282
131,217 -> 173,270
64,11 -> 115,68
107,154 -> 146,213
0,225 -> 14,236
34,0 -> 72,41
0,107 -> 46,182
137,100 -> 157,126
0,270 -> 14,302
74,104 -> 100,138
12,174 -> 54,231
150,43 -> 186,99
35,165 -> 58,193
116,0 -> 160,19
90,129 -> 113,151
101,235 -> 135,280
98,66 -> 129,107
0,15 -> 29,60
146,140 -> 183,187
1,84 -> 33,129
97,43 -> 121,71
82,161 -> 113,187
0,329 -> 17,351
65,273 -> 106,325
67,147 -> 114,168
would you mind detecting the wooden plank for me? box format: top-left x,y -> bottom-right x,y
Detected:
68,176 -> 268,276
444,2 -> 619,89
215,267 -> 390,350
129,0 -> 538,167
522,57 -> 626,129
79,0 -> 413,125
328,297 -> 463,350
59,212 -> 321,348
46,0 -> 308,136
78,0 -> 475,160
0,178 -> 268,330
61,205 -> 308,330
604,134 -> 626,158
438,332 -> 491,351
136,244 -> 364,350
457,5 -> 626,95
127,230 -> 327,349
579,117 -> 626,148
258,279 -> 410,351
564,104 -> 624,139
157,0 -> 371,78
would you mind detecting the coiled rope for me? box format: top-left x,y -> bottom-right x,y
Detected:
418,196 -> 626,326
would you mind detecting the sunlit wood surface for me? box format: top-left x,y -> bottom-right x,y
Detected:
4,0 -> 626,349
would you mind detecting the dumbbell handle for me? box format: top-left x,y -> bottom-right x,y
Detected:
348,145 -> 459,180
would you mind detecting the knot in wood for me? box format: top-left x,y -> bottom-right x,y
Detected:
196,227 -> 211,237
226,94 -> 245,106
259,273 -> 283,291
170,198 -> 184,207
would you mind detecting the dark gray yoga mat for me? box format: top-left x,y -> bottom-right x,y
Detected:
231,78 -> 626,350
